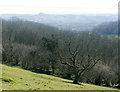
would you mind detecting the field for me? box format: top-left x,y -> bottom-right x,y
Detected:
1,64 -> 119,91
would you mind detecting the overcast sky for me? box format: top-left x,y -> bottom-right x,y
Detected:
0,0 -> 119,14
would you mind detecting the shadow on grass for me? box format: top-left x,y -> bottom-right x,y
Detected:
63,81 -> 83,86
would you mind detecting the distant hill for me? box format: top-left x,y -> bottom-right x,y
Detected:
93,22 -> 118,35
0,13 -> 117,31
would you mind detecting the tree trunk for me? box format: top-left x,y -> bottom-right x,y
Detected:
73,70 -> 84,84
73,73 -> 79,84
52,65 -> 55,74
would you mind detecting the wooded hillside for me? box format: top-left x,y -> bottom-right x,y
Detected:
2,19 -> 119,88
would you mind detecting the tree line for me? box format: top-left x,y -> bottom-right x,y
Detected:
2,19 -> 119,88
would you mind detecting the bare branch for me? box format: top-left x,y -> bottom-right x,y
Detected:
61,61 -> 73,67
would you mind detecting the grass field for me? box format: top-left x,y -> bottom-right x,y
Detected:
107,35 -> 120,39
1,64 -> 120,90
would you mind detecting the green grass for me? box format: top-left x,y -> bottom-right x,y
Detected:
107,34 -> 120,39
1,64 -> 120,90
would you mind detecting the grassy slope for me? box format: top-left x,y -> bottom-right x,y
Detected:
1,64 -> 119,90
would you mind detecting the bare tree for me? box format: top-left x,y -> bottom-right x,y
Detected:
60,33 -> 101,84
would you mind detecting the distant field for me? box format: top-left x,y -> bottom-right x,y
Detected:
1,64 -> 120,90
107,35 -> 120,39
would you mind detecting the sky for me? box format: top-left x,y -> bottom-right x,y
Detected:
0,0 -> 119,14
